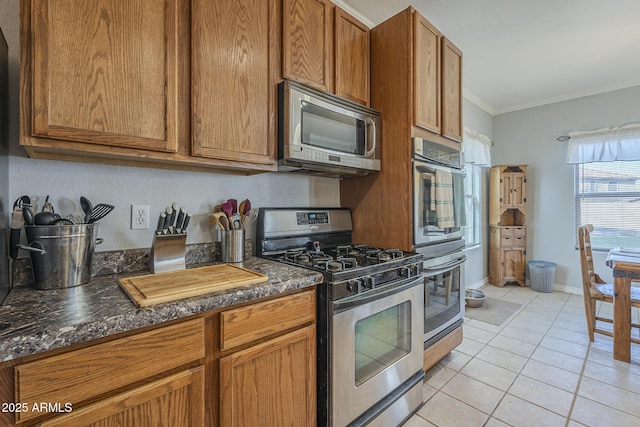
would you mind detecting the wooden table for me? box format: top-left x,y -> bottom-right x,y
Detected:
606,248 -> 640,362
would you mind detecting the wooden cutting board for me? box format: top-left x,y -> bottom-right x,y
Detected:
119,264 -> 268,307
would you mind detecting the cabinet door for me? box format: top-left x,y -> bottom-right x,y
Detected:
283,0 -> 332,92
441,37 -> 462,142
191,0 -> 277,166
220,325 -> 316,426
334,7 -> 370,106
503,248 -> 525,281
39,368 -> 204,427
501,172 -> 526,208
31,0 -> 180,152
413,13 -> 441,134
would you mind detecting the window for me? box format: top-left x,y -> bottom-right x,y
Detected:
575,160 -> 640,249
464,164 -> 482,247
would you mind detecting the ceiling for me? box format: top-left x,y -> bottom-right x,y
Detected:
341,0 -> 640,115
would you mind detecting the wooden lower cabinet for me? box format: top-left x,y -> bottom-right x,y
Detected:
37,368 -> 204,427
3,289 -> 317,427
220,325 -> 316,426
489,226 -> 527,287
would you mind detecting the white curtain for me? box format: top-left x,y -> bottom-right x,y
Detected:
566,123 -> 640,164
462,127 -> 492,167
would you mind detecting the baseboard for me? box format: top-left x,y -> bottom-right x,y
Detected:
466,276 -> 489,290
553,283 -> 583,295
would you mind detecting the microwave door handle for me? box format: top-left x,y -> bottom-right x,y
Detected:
365,117 -> 377,157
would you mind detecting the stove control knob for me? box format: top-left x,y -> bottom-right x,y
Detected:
346,279 -> 360,294
399,266 -> 412,278
362,276 -> 374,290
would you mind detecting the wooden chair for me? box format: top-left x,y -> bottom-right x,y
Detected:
577,224 -> 640,342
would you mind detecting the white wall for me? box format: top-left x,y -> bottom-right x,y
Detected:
463,99 -> 493,289
1,0 -> 340,251
493,85 -> 640,291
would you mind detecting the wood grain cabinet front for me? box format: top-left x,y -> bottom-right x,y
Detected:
13,318 -> 205,425
282,0 -> 371,106
191,0 -> 279,167
26,0 -> 181,153
21,0 -> 277,173
219,289 -> 317,426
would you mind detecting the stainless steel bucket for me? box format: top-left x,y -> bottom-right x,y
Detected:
24,224 -> 100,289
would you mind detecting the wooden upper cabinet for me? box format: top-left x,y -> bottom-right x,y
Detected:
441,37 -> 463,142
283,0 -> 333,92
413,13 -> 441,134
191,0 -> 278,165
334,7 -> 370,106
410,10 -> 463,144
30,0 -> 179,152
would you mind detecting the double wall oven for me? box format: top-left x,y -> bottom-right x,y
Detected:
257,208 -> 424,427
413,137 -> 467,346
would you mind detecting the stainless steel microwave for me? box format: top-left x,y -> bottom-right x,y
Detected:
278,79 -> 381,177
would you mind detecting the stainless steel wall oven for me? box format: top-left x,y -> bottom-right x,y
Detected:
412,138 -> 467,347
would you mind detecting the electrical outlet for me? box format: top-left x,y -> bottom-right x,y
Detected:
131,205 -> 150,230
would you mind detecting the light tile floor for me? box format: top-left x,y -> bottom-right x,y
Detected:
404,285 -> 640,427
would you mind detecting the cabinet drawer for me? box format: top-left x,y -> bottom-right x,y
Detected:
500,227 -> 526,237
15,318 -> 205,423
221,290 -> 316,351
501,236 -> 525,247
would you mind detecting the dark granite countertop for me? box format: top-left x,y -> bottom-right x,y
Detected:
0,257 -> 323,362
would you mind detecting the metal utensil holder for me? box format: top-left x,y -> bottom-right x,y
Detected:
149,233 -> 187,273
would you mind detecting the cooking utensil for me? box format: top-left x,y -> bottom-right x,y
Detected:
208,212 -> 227,230
22,206 -> 35,226
35,211 -> 57,225
10,196 -> 31,259
175,207 -> 185,231
169,202 -> 178,227
181,212 -> 191,232
87,203 -> 114,223
51,218 -> 74,226
80,196 -> 93,223
229,199 -> 238,214
221,201 -> 235,229
156,212 -> 167,235
242,199 -> 251,216
218,213 -> 229,231
42,195 -> 54,213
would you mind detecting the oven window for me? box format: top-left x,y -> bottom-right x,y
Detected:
354,301 -> 412,386
424,266 -> 461,332
301,101 -> 365,154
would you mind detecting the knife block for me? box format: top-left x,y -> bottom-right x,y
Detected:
149,233 -> 187,274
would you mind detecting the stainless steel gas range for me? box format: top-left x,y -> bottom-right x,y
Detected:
257,208 -> 424,427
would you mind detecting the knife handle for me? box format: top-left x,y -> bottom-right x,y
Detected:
181,212 -> 191,233
156,212 -> 166,235
175,208 -> 185,230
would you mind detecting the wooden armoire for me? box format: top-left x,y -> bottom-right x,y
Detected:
489,165 -> 528,287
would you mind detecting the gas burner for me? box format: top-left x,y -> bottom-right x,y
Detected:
316,257 -> 359,272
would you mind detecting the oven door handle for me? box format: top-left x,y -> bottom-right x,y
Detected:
424,256 -> 466,276
332,276 -> 423,313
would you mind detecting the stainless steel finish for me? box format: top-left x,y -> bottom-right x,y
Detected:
366,378 -> 424,427
149,233 -> 187,273
24,224 -> 99,289
279,79 -> 381,176
221,229 -> 245,263
423,248 -> 466,343
259,208 -> 352,240
413,137 -> 462,169
413,158 -> 465,246
331,280 -> 424,427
